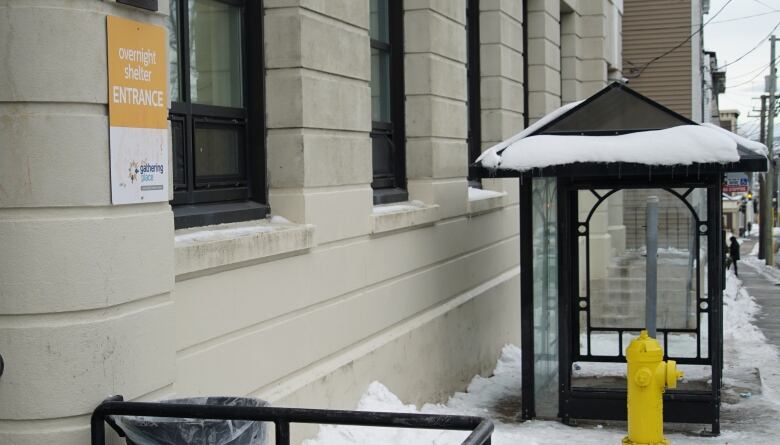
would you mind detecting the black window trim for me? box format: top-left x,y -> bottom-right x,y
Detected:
371,0 -> 407,205
169,0 -> 268,229
467,0 -> 482,187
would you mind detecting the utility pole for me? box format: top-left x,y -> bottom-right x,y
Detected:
762,36 -> 777,266
759,95 -> 768,259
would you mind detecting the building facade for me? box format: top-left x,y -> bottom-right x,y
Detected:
0,0 -> 621,443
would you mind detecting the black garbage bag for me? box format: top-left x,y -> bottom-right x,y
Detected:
112,397 -> 267,445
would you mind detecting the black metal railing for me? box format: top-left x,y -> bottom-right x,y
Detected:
91,396 -> 494,445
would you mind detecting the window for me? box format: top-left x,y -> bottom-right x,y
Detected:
168,0 -> 266,228
466,0 -> 481,183
370,0 -> 406,204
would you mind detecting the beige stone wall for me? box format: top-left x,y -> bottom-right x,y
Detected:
0,1 -> 624,443
0,1 -> 177,444
528,0 -> 625,290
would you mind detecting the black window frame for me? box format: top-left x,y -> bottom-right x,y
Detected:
168,0 -> 267,229
466,0 -> 482,186
370,0 -> 407,205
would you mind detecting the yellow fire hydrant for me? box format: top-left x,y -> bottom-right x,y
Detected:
622,330 -> 684,445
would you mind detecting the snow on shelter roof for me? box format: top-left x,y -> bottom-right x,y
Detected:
474,82 -> 768,177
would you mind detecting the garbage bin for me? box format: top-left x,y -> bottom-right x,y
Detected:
111,397 -> 267,445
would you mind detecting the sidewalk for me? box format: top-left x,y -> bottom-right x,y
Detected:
739,239 -> 780,345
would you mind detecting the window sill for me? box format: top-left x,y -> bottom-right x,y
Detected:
371,201 -> 440,234
467,187 -> 507,216
173,201 -> 269,230
174,217 -> 315,278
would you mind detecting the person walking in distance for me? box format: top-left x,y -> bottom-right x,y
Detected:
729,236 -> 741,276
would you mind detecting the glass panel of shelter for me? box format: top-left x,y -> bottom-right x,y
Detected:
573,187 -> 711,391
532,178 -> 559,418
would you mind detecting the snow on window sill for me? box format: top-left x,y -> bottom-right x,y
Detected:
174,216 -> 315,278
467,187 -> 507,216
371,201 -> 439,234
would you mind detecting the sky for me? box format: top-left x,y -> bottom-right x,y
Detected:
703,0 -> 780,140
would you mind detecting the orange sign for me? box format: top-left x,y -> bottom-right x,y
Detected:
107,15 -> 169,205
107,15 -> 167,129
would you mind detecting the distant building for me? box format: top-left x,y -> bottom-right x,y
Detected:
623,0 -> 721,122
705,51 -> 727,125
719,109 -> 740,133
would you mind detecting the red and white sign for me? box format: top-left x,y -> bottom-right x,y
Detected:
723,185 -> 748,193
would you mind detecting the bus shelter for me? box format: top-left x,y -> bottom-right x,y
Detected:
470,82 -> 768,434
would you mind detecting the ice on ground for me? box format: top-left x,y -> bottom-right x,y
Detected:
304,269 -> 780,445
467,187 -> 505,201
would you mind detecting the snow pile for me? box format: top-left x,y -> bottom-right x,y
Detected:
723,270 -> 768,352
372,201 -> 427,215
476,101 -> 582,169
175,224 -> 277,244
476,102 -> 766,172
702,123 -> 768,155
304,269 -> 780,445
468,187 -> 505,201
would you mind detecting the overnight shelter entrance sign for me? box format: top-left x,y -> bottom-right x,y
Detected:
107,15 -> 168,205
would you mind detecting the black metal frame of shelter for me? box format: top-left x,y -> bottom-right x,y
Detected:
470,82 -> 768,435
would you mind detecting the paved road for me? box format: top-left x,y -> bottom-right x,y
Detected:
739,239 -> 780,344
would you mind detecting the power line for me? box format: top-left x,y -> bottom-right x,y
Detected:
717,21 -> 780,70
711,10 -> 780,24
753,0 -> 779,13
727,66 -> 769,88
727,56 -> 780,80
626,0 -> 734,78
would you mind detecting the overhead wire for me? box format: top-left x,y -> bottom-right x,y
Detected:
726,60 -> 774,88
717,21 -> 780,70
752,0 -> 779,13
626,0 -> 734,78
711,10 -> 780,24
727,56 -> 780,80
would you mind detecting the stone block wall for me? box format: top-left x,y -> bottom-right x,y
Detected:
0,1 -> 623,443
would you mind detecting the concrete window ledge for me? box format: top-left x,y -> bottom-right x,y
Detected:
467,187 -> 507,216
175,218 -> 315,278
371,201 -> 440,234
